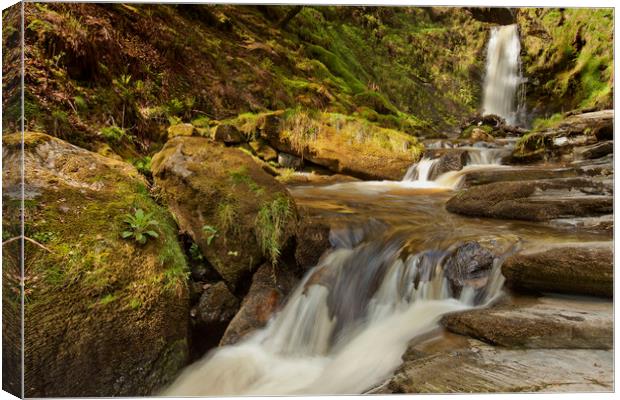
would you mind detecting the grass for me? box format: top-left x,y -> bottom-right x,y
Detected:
216,200 -> 239,236
255,194 -> 293,265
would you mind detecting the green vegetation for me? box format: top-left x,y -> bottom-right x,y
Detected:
216,200 -> 239,236
100,125 -> 126,142
255,194 -> 293,265
121,209 -> 160,245
202,225 -> 218,245
531,113 -> 564,131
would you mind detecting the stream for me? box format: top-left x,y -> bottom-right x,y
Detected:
164,144 -> 607,396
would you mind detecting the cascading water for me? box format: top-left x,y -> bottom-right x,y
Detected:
401,146 -> 508,189
165,226 -> 511,396
481,24 -> 524,125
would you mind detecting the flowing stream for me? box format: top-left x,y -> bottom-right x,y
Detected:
164,145 -> 604,396
482,24 -> 524,125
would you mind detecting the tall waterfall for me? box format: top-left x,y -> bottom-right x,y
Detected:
482,24 -> 524,125
164,228 -> 509,396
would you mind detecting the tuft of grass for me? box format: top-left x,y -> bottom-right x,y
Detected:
531,113 -> 563,131
255,194 -> 293,265
216,200 -> 238,236
280,108 -> 320,156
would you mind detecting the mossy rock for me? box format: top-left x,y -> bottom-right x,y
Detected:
151,136 -> 298,287
168,123 -> 195,139
2,132 -> 190,397
249,138 -> 278,162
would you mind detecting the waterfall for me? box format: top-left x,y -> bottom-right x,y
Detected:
164,229 -> 509,396
402,157 -> 439,182
482,24 -> 524,125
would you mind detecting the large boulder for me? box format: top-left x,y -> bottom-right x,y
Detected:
257,111 -> 422,180
3,132 -> 189,397
501,242 -> 613,297
151,136 -> 298,287
446,178 -> 612,221
442,295 -> 612,349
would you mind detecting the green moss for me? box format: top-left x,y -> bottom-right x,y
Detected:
531,113 -> 563,131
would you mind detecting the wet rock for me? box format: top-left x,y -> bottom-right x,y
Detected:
196,282 -> 240,325
470,127 -> 495,142
168,123 -> 195,138
151,136 -> 298,287
4,132 -> 189,397
220,263 -> 297,345
502,242 -> 613,297
249,138 -> 278,161
295,219 -> 332,270
459,166 -> 583,187
423,149 -> 469,177
446,178 -> 612,221
372,333 -> 612,393
573,140 -> 613,160
213,124 -> 243,144
442,295 -> 612,349
443,241 -> 494,297
548,214 -> 613,235
278,152 -> 303,169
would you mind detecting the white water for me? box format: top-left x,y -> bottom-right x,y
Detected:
165,236 -> 507,396
401,146 -> 508,189
482,24 -> 523,125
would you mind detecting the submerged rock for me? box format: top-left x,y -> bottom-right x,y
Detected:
442,295 -> 612,349
3,132 -> 189,397
502,242 -> 613,297
151,136 -> 298,287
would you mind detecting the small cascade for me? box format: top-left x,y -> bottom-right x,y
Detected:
402,158 -> 439,182
402,146 -> 507,189
164,227 -> 511,396
482,24 -> 525,125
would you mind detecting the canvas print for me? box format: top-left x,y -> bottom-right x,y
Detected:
1,2 -> 614,397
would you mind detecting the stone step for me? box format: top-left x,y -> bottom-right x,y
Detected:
501,242 -> 613,297
441,294 -> 612,349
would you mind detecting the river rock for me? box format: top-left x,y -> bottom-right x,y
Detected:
470,128 -> 494,142
196,282 -> 240,325
502,242 -> 613,297
249,138 -> 278,161
295,219 -> 332,270
442,295 -> 612,349
573,140 -> 613,160
257,111 -> 420,180
213,124 -> 243,144
372,333 -> 612,393
220,263 -> 297,345
278,152 -> 303,169
459,166 -> 583,187
446,178 -> 612,221
168,123 -> 195,138
442,241 -> 494,298
151,136 -> 298,287
3,132 -> 189,397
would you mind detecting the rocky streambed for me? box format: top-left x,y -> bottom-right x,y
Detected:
2,109 -> 613,396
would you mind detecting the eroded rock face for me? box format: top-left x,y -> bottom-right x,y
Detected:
446,178 -> 612,221
443,241 -> 495,298
3,132 -> 190,397
294,219 -> 332,271
501,242 -> 613,297
442,295 -> 612,349
151,136 -> 298,287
